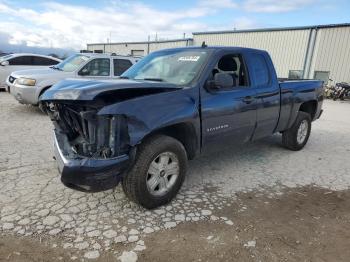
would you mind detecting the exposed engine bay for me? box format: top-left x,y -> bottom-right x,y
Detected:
42,101 -> 131,160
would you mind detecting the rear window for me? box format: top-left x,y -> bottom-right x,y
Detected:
251,54 -> 270,87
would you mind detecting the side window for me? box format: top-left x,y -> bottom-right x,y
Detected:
251,54 -> 270,87
113,59 -> 133,76
79,58 -> 110,76
211,54 -> 249,88
33,56 -> 59,66
8,56 -> 33,66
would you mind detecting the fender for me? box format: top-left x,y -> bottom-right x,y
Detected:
97,87 -> 200,147
35,79 -> 55,104
277,80 -> 323,131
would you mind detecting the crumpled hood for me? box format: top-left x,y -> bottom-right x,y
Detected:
40,78 -> 182,101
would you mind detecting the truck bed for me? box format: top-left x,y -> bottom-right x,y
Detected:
276,79 -> 323,132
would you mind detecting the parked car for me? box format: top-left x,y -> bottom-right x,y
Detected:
0,52 -> 11,57
40,46 -> 324,209
7,53 -> 138,105
0,53 -> 61,90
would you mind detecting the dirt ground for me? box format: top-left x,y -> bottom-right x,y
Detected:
2,185 -> 350,262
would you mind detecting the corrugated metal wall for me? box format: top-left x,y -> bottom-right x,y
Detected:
87,25 -> 350,83
193,30 -> 310,78
310,26 -> 350,83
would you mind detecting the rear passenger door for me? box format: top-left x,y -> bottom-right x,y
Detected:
113,58 -> 133,76
201,51 -> 257,153
32,56 -> 59,66
246,52 -> 280,140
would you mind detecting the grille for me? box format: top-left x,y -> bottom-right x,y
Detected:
9,76 -> 16,84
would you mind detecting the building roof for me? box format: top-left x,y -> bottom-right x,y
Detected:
88,38 -> 193,46
193,23 -> 350,35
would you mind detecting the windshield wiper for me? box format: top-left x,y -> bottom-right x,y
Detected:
119,76 -> 129,79
138,78 -> 164,82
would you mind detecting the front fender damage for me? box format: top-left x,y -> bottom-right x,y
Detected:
40,85 -> 198,161
97,88 -> 199,147
39,83 -> 199,192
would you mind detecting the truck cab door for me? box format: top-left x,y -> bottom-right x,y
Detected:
201,52 -> 257,153
245,52 -> 280,140
77,58 -> 111,80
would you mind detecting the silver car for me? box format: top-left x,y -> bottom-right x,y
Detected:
0,53 -> 61,90
7,53 -> 138,105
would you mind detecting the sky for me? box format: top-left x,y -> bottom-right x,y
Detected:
0,0 -> 349,54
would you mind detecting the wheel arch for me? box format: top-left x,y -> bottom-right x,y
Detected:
139,122 -> 199,160
299,100 -> 318,120
38,85 -> 52,98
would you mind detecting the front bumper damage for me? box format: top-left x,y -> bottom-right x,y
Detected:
43,101 -> 133,192
54,133 -> 130,192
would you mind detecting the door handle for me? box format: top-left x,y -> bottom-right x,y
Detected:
243,96 -> 254,104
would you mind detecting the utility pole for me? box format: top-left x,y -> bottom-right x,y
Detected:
147,35 -> 150,55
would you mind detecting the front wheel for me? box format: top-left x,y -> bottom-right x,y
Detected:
122,135 -> 187,209
282,111 -> 312,151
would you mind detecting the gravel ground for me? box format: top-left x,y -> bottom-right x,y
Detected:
0,92 -> 350,261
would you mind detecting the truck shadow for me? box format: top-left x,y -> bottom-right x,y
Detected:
184,134 -> 291,187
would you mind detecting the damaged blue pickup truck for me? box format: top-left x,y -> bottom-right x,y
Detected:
40,46 -> 323,209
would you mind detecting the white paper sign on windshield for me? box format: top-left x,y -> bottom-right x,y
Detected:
178,56 -> 200,62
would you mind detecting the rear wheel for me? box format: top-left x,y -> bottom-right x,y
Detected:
122,135 -> 187,209
282,111 -> 311,151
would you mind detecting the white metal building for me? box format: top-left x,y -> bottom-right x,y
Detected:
193,23 -> 350,83
87,38 -> 193,57
87,23 -> 350,83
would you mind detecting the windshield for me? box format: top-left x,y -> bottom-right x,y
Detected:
0,54 -> 13,62
54,54 -> 90,72
121,49 -> 210,86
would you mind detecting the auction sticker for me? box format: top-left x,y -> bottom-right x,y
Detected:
178,56 -> 200,62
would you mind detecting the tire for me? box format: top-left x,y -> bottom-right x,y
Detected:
122,135 -> 187,209
282,111 -> 312,151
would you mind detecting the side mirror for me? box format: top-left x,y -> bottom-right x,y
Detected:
79,68 -> 90,76
209,73 -> 233,89
0,61 -> 9,66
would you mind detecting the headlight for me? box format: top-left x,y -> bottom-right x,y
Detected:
15,78 -> 36,86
